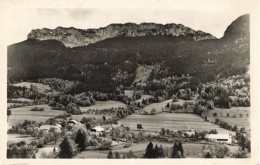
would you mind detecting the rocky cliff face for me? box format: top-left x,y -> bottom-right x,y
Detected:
27,23 -> 216,47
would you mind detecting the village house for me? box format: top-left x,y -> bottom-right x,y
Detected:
91,126 -> 105,133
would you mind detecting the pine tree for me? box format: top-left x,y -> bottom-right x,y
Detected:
159,144 -> 164,158
239,134 -> 246,151
205,152 -> 212,158
107,151 -> 114,159
144,142 -> 154,158
122,153 -> 126,159
153,144 -> 159,158
59,136 -> 76,158
75,130 -> 87,152
115,151 -> 121,159
178,141 -> 184,157
175,151 -> 182,158
126,150 -> 135,158
171,142 -> 178,158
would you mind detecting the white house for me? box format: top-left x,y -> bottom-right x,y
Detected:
68,120 -> 79,125
205,134 -> 232,144
91,126 -> 105,133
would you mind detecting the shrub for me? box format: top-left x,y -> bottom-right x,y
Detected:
37,143 -> 44,148
30,107 -> 44,111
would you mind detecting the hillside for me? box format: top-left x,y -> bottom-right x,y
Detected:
7,14 -> 249,94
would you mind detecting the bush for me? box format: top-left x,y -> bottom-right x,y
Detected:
213,112 -> 217,117
37,143 -> 44,148
66,103 -> 82,114
7,109 -> 12,116
30,107 -> 44,111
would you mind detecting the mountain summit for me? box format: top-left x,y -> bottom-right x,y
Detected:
223,14 -> 249,41
27,23 -> 216,47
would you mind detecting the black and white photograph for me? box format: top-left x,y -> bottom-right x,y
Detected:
0,0 -> 259,164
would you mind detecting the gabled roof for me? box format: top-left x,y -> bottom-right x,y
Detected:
92,126 -> 105,132
68,120 -> 79,124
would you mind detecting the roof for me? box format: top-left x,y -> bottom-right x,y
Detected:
184,131 -> 195,136
92,126 -> 105,132
205,134 -> 231,139
68,120 -> 79,124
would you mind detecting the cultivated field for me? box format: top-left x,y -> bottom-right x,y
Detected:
118,112 -> 233,134
80,101 -> 127,112
207,107 -> 250,132
8,104 -> 65,127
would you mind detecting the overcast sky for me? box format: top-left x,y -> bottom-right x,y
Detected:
0,0 -> 253,46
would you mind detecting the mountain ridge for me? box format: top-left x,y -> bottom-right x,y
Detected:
27,22 -> 216,47
8,14 -> 249,94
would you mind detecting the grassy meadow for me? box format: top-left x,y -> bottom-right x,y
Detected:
118,112 -> 233,134
80,101 -> 127,112
8,104 -> 65,127
207,107 -> 250,132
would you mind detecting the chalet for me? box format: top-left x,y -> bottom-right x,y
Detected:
67,120 -> 83,128
205,134 -> 232,144
68,120 -> 79,125
91,126 -> 105,133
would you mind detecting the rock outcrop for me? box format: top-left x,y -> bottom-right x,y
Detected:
28,23 -> 216,47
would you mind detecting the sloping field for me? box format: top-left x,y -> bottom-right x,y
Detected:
36,145 -> 57,158
124,90 -> 134,98
142,99 -> 173,113
7,134 -> 34,144
8,98 -> 34,102
8,104 -> 65,127
7,103 -> 22,107
134,65 -> 154,83
13,82 -> 59,95
118,112 -> 233,134
71,114 -> 113,121
142,98 -> 188,114
207,107 -> 250,132
80,101 -> 127,112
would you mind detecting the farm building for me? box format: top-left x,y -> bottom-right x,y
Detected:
68,120 -> 79,124
91,126 -> 105,133
205,134 -> 232,144
39,125 -> 61,132
67,120 -> 83,127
